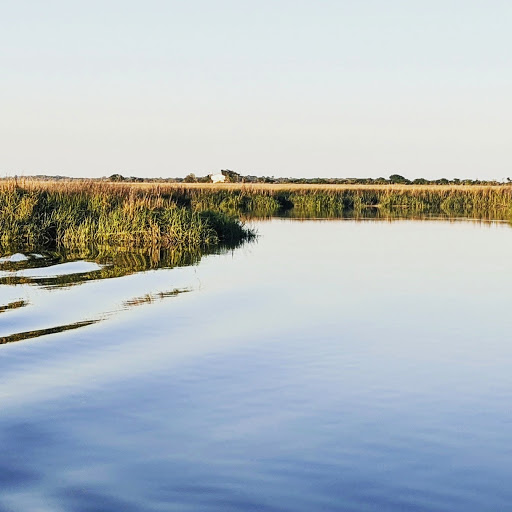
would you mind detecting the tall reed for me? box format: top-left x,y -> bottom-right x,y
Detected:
3,180 -> 512,250
0,180 -> 252,249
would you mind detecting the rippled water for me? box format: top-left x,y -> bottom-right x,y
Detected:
2,218 -> 512,511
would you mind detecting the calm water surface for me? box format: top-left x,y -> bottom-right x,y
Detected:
1,219 -> 512,511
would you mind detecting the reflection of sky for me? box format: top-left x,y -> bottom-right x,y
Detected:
1,2 -> 511,178
2,219 -> 512,510
0,261 -> 102,279
0,265 -> 196,340
3,219 -> 512,404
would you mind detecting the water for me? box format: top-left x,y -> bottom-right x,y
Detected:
2,218 -> 512,511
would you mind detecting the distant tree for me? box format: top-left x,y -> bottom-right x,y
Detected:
389,174 -> 410,184
109,174 -> 125,182
221,170 -> 242,183
412,178 -> 428,185
184,173 -> 197,183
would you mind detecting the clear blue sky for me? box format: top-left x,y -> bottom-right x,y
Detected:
1,1 -> 511,179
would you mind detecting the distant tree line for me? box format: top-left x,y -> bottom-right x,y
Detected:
3,172 -> 510,186
113,171 -> 507,186
108,171 -> 510,186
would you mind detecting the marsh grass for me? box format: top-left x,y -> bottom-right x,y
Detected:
0,180 -> 252,249
3,180 -> 512,249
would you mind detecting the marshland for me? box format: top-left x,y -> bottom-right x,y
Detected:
5,0 -> 512,508
3,179 -> 512,511
2,178 -> 512,250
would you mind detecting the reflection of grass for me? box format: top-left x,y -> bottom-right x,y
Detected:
122,288 -> 189,308
278,188 -> 512,220
277,206 -> 512,222
0,238 -> 250,289
0,300 -> 28,313
0,286 -> 191,345
0,320 -> 98,345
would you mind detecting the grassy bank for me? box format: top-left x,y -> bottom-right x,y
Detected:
0,180 -> 253,248
2,180 -> 512,249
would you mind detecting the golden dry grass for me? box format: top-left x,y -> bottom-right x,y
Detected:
2,178 -> 510,195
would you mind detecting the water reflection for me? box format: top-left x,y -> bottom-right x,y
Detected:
2,218 -> 512,511
0,245 -> 203,288
0,241 -> 242,344
276,206 -> 512,222
0,299 -> 28,313
237,205 -> 512,226
0,320 -> 99,345
123,288 -> 188,308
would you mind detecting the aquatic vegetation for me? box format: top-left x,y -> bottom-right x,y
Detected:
3,180 -> 512,250
0,180 -> 253,249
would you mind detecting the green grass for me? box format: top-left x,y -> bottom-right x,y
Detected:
0,180 -> 253,249
3,181 -> 512,253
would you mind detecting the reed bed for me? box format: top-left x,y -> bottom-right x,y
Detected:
2,179 -> 511,250
0,179 -> 252,249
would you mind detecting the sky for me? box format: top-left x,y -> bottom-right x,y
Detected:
0,0 -> 511,180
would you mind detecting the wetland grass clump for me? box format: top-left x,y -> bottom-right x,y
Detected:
0,180 -> 253,249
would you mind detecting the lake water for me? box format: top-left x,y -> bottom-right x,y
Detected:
2,218 -> 512,511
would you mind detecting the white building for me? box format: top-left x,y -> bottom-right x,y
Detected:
211,173 -> 226,183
